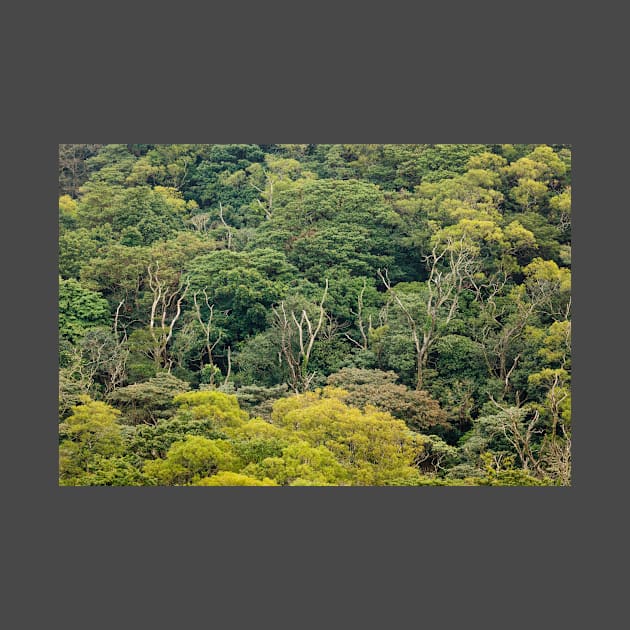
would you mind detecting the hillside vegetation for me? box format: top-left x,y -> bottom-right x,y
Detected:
59,143 -> 571,486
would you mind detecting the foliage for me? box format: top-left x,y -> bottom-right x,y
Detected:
107,373 -> 190,425
59,396 -> 124,483
326,368 -> 448,432
59,144 -> 571,486
59,278 -> 110,343
194,472 -> 278,486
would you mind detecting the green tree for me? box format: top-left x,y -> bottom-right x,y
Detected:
326,368 -> 448,433
144,435 -> 240,485
249,179 -> 406,282
59,397 -> 124,484
186,250 -> 286,341
269,388 -> 427,485
59,144 -> 103,196
107,373 -> 190,425
59,277 -> 110,343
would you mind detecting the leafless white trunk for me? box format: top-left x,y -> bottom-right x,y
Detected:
252,170 -> 274,219
378,238 -> 476,390
344,279 -> 369,350
218,201 -> 233,249
224,346 -> 232,386
189,212 -> 211,233
147,262 -> 190,370
193,289 -> 223,385
273,280 -> 329,392
489,397 -> 545,476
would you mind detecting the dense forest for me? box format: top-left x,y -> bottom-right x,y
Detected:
58,144 -> 571,486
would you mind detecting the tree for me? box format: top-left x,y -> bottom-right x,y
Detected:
125,144 -> 209,190
246,153 -> 318,220
250,179 -> 405,282
232,384 -> 289,420
326,368 -> 448,433
59,277 -> 110,343
414,144 -> 488,182
59,227 -> 103,279
473,453 -> 551,486
172,390 -> 249,429
107,373 -> 190,425
59,144 -> 102,196
111,187 -> 187,245
192,289 -> 227,386
146,262 -> 190,370
144,435 -> 240,485
269,388 -> 427,485
379,238 -> 477,390
186,250 -> 286,341
233,329 -> 288,388
59,396 -> 124,483
523,257 -> 571,320
272,280 -> 329,392
549,186 -> 571,232
460,401 -> 557,481
471,280 -> 538,401
76,326 -> 129,395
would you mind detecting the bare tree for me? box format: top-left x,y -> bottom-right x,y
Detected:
218,201 -> 233,249
483,395 -> 571,485
413,435 -> 458,475
540,430 -> 571,486
193,290 -> 223,386
64,325 -> 129,399
488,397 -> 545,477
147,262 -> 190,370
471,273 -> 536,399
113,299 -> 126,343
535,366 -> 571,485
344,278 -> 370,351
471,267 -> 570,402
251,169 -> 274,219
378,239 -> 477,390
223,346 -> 232,386
189,212 -> 212,233
273,280 -> 329,393
83,331 -> 129,395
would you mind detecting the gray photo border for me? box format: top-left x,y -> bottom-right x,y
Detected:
5,3 -> 615,628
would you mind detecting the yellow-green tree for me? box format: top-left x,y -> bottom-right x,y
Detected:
59,396 -> 124,483
144,435 -> 240,485
268,389 -> 427,485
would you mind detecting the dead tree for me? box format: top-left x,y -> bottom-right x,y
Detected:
193,289 -> 223,386
489,397 -> 545,477
378,239 -> 477,390
540,428 -> 571,485
218,201 -> 233,249
189,212 -> 212,233
470,268 -> 570,402
471,271 -> 535,398
66,322 -> 129,398
223,346 -> 232,386
273,280 -> 329,393
104,301 -> 129,393
251,170 -> 274,219
147,262 -> 190,370
344,278 -> 370,351
503,409 -> 542,476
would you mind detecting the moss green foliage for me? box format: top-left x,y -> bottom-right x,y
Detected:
59,144 -> 571,486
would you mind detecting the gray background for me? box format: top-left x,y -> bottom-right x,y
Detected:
4,2 -> 621,628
